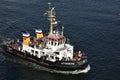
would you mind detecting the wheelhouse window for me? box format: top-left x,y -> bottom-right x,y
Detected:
55,52 -> 59,55
48,41 -> 50,44
55,42 -> 56,46
51,41 -> 53,45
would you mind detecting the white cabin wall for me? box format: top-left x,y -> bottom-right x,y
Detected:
22,45 -> 43,58
60,44 -> 74,60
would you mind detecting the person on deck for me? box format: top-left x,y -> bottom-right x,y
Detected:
78,51 -> 82,60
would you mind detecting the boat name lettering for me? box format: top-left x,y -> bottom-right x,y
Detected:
61,62 -> 75,65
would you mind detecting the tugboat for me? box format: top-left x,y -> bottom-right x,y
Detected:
3,3 -> 90,74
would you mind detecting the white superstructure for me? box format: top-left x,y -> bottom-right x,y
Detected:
22,3 -> 74,62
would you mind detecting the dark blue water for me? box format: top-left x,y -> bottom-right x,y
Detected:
0,0 -> 120,80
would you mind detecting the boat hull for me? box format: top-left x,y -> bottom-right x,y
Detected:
3,45 -> 90,74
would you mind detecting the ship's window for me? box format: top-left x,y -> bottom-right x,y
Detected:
42,52 -> 45,55
31,50 -> 34,53
48,42 -> 50,44
59,41 -> 61,45
55,57 -> 59,61
51,41 -> 53,45
55,52 -> 59,55
55,42 -> 56,46
62,40 -> 64,43
60,40 -> 62,44
50,56 -> 54,59
63,39 -> 65,43
46,55 -> 49,57
35,51 -> 38,54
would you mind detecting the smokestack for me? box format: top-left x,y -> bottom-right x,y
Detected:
22,33 -> 30,46
35,29 -> 43,39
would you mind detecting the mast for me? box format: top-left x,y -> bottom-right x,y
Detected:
61,26 -> 64,36
44,3 -> 58,36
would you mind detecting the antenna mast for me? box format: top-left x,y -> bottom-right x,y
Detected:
48,2 -> 51,9
44,3 -> 58,36
61,26 -> 64,36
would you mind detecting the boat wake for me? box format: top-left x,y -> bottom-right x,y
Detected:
50,65 -> 91,74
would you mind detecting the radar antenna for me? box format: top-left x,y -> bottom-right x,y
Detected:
48,2 -> 51,9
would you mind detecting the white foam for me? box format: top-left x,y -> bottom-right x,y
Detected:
49,65 -> 91,74
29,62 -> 91,74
